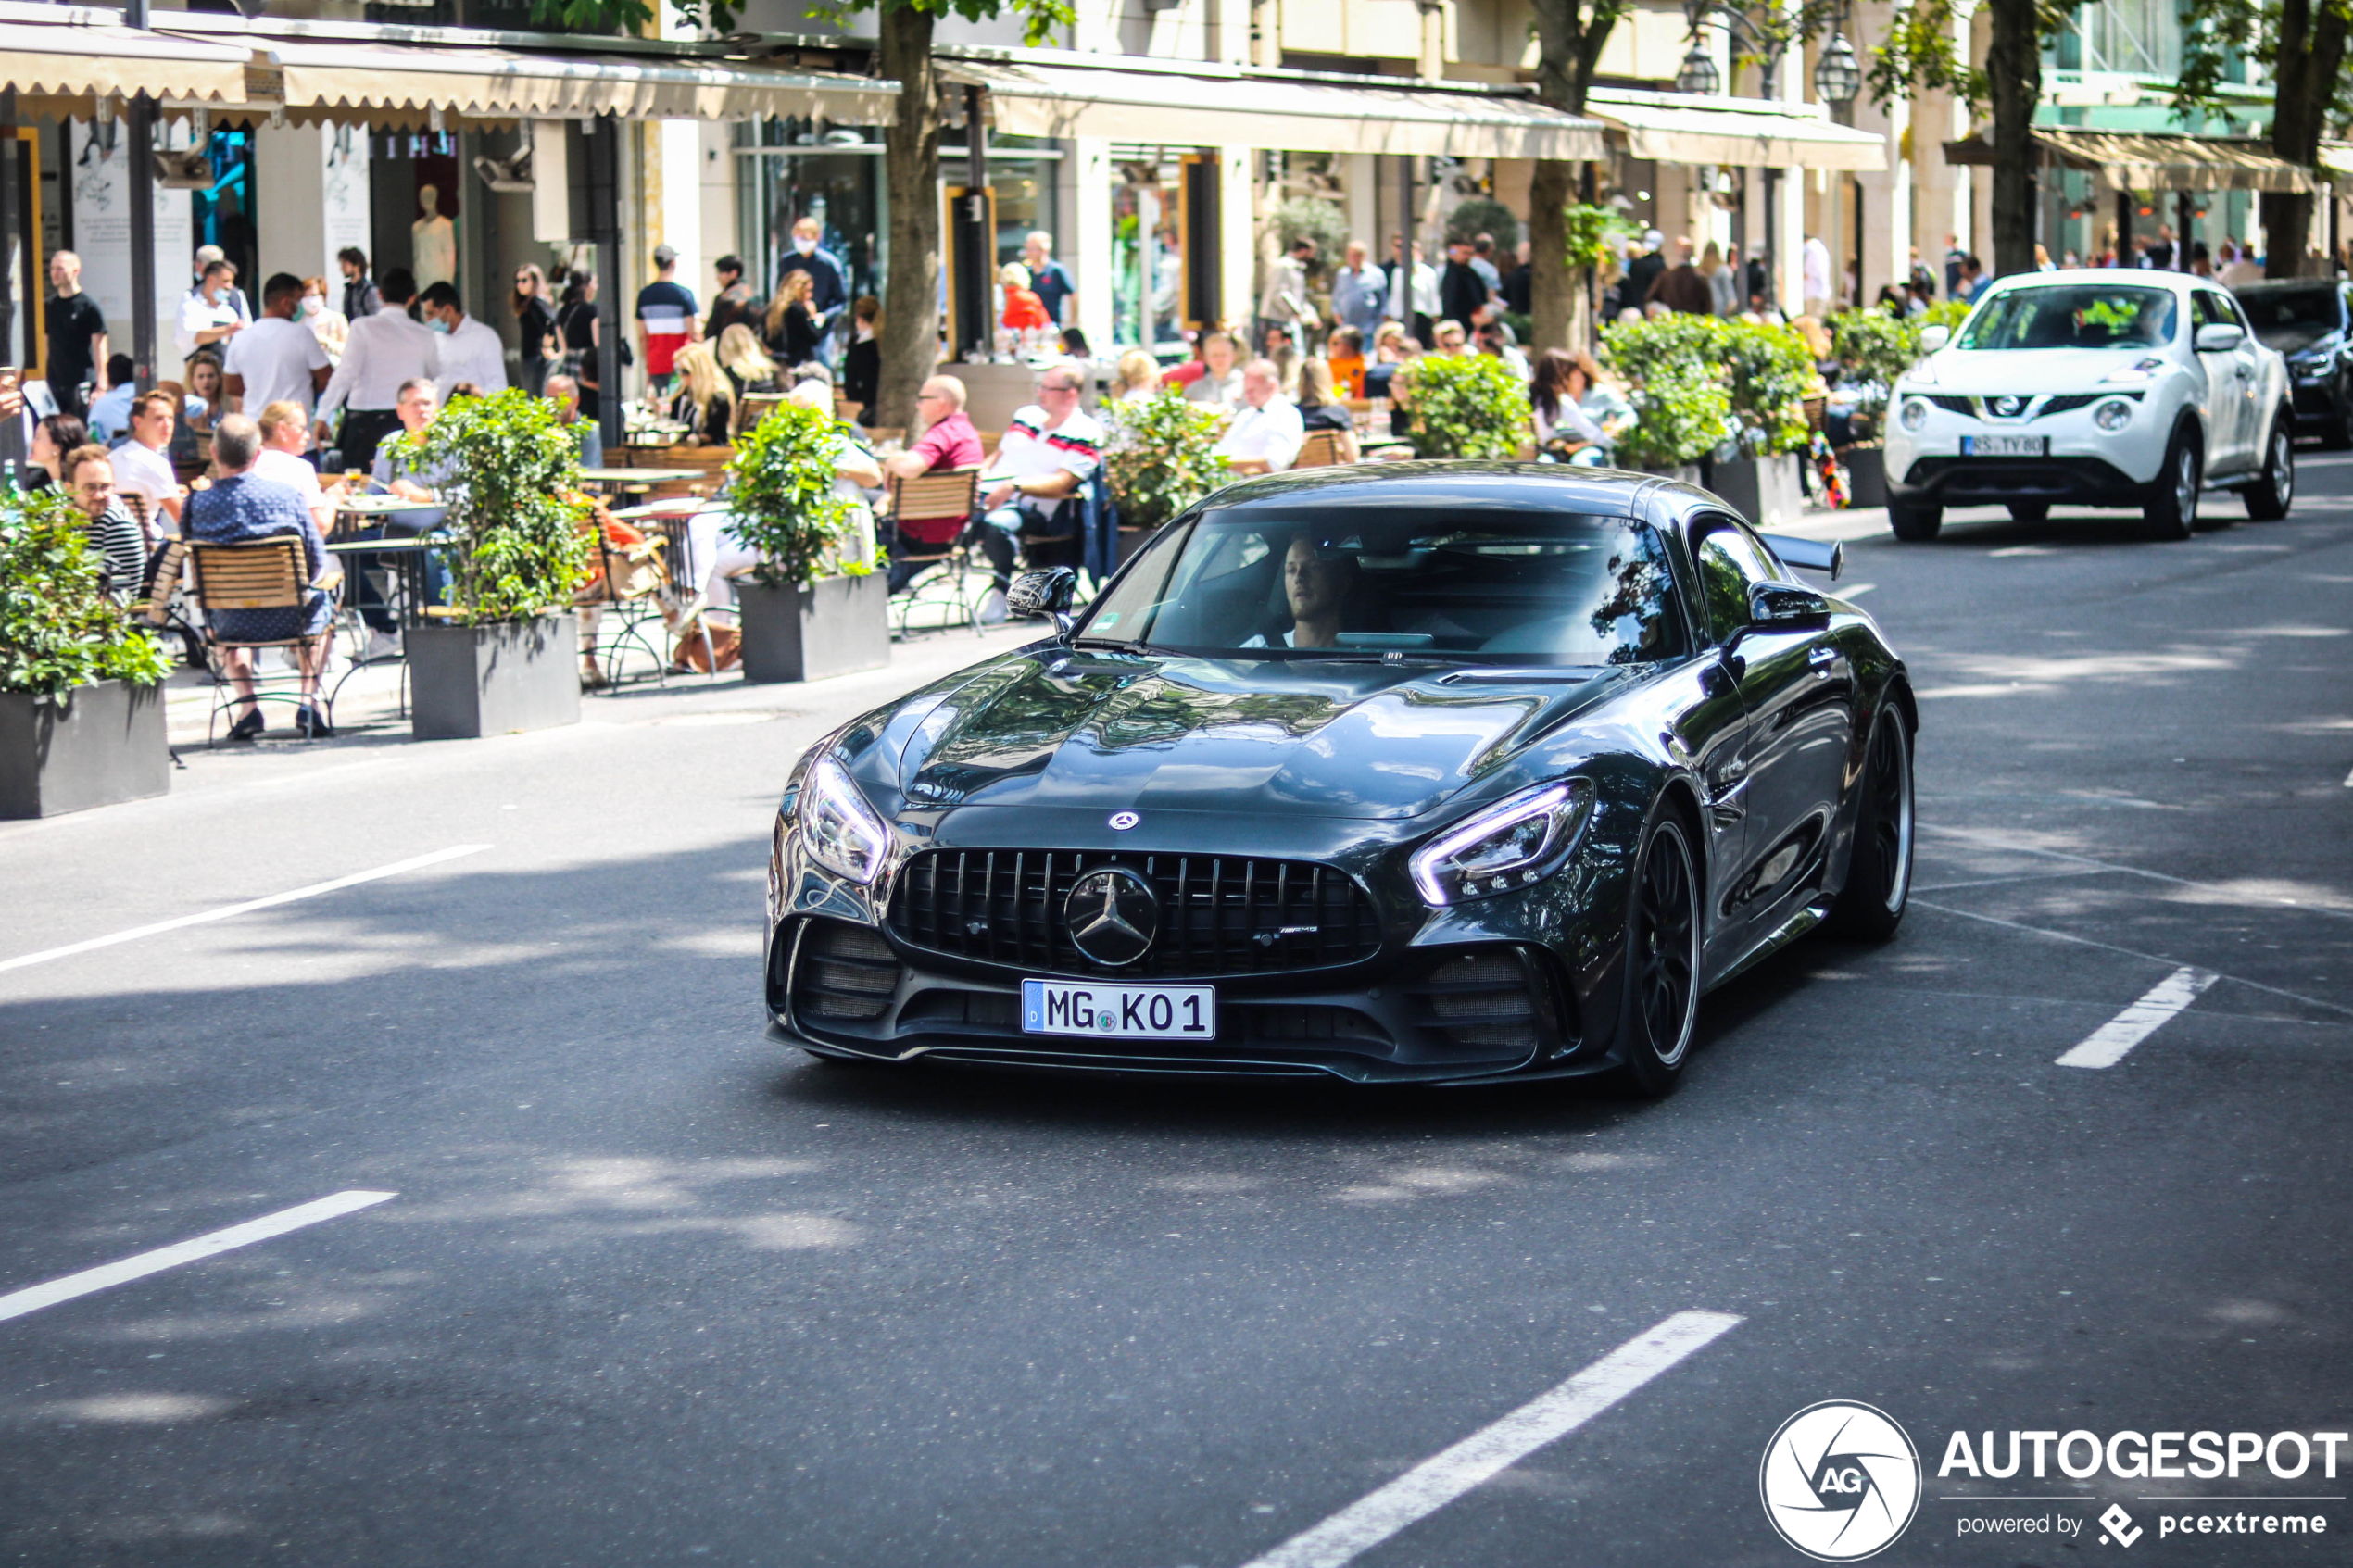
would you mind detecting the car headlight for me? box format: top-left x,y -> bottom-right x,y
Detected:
2099,356 -> 2167,385
2093,398 -> 2134,432
1899,397 -> 1930,431
797,755 -> 891,884
1410,779 -> 1596,906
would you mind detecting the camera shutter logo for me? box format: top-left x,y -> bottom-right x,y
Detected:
1759,1400 -> 1921,1561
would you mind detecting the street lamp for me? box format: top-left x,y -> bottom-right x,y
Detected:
1813,31 -> 1860,113
1676,41 -> 1721,96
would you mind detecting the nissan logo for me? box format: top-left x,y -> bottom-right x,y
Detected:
1991,395 -> 2024,417
1065,866 -> 1159,967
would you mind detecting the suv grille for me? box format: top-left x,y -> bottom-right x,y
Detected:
887,848 -> 1382,977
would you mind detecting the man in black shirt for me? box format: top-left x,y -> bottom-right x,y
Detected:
1438,240 -> 1491,332
338,247 -> 382,321
705,254 -> 760,340
44,250 -> 106,419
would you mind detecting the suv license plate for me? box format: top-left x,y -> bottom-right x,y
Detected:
1022,979 -> 1215,1040
1961,434 -> 2047,457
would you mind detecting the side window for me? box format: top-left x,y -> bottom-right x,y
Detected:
1692,520 -> 1777,645
2222,294 -> 2253,332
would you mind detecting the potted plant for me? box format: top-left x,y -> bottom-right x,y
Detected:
1397,353 -> 1530,459
1829,308 -> 1922,508
1707,318 -> 1817,527
727,400 -> 888,684
0,489 -> 173,816
1603,314 -> 1734,481
396,388 -> 593,739
1102,390 -> 1228,556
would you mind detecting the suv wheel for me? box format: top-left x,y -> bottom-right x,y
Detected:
1889,500 -> 1943,541
2144,430 -> 2200,540
2329,392 -> 2353,452
2245,415 -> 2296,521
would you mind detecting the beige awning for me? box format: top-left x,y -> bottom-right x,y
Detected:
157,32 -> 896,126
0,17 -> 249,111
1944,129 -> 2310,193
940,56 -> 1604,160
1587,88 -> 1887,171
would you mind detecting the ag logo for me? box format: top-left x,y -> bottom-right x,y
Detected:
1759,1400 -> 1921,1561
2099,1504 -> 2143,1548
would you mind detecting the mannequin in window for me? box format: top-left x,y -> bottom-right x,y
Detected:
412,184 -> 458,294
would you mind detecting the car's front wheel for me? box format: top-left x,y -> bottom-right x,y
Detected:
2245,413 -> 2296,521
2144,429 -> 2201,540
1615,810 -> 1702,1098
2327,391 -> 2353,451
1889,500 -> 1943,542
1828,698 -> 1915,942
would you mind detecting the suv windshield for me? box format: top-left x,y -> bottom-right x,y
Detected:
1078,509 -> 1684,666
1955,283 -> 2180,351
2235,284 -> 2341,351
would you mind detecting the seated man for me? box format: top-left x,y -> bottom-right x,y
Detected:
1242,535 -> 1360,649
61,444 -> 150,601
880,374 -> 982,593
350,376 -> 453,654
182,416 -> 335,740
254,399 -> 345,537
1213,359 -> 1305,476
975,362 -> 1102,622
544,373 -> 602,468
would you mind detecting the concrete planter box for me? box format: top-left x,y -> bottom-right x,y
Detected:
408,614 -> 581,740
0,680 -> 170,818
1843,444 -> 1888,510
1704,454 -> 1804,528
737,573 -> 890,684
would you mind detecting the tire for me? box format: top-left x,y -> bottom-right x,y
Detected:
2325,394 -> 2353,452
1614,809 -> 1703,1098
2143,429 -> 2201,540
1827,699 -> 1915,942
1888,500 -> 1943,542
2244,413 -> 2296,521
2006,501 -> 2048,524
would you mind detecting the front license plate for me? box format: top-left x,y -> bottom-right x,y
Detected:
1021,979 -> 1215,1040
1960,434 -> 2047,457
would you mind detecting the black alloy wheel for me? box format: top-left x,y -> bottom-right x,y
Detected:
2245,415 -> 2296,521
2144,430 -> 2201,540
1617,812 -> 1702,1097
1828,700 -> 1915,941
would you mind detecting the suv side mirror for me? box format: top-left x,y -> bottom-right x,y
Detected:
2195,322 -> 2246,353
1917,324 -> 1951,353
1007,567 -> 1078,636
1747,581 -> 1831,630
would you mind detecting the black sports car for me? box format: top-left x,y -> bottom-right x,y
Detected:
764,464 -> 1917,1095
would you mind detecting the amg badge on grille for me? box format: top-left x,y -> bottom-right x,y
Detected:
1066,867 -> 1159,966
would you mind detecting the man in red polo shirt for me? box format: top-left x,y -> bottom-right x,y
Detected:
881,374 -> 982,592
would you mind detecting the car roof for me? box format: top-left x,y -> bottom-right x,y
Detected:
2232,278 -> 2341,294
1202,461 -> 1655,519
1982,268 -> 2204,296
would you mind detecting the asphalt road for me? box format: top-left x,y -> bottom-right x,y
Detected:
2,465 -> 2348,1567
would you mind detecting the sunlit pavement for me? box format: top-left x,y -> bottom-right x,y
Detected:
0,464 -> 2347,1566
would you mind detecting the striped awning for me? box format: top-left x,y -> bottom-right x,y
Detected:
0,17 -> 249,112
1944,129 -> 2313,193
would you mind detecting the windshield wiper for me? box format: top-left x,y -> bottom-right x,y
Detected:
1070,636 -> 1149,655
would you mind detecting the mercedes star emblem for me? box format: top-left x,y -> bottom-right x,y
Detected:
1065,867 -> 1159,966
1108,810 -> 1140,831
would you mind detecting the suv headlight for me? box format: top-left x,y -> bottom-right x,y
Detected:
1410,779 -> 1596,905
797,755 -> 891,884
1899,397 -> 1930,431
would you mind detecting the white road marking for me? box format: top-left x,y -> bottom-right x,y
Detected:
1838,583 -> 1878,598
0,845 -> 489,974
1234,1311 -> 1742,1568
2056,967 -> 2221,1069
0,1191 -> 397,1324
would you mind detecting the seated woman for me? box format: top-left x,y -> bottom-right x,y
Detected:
686,381 -> 883,633
763,271 -> 827,369
1327,325 -> 1367,399
1529,350 -> 1633,467
1292,359 -> 1359,464
182,355 -> 223,436
1109,349 -> 1162,403
25,412 -> 88,495
667,341 -> 736,445
1000,264 -> 1050,335
182,415 -> 336,740
1240,535 -> 1364,649
716,323 -> 782,400
841,296 -> 882,415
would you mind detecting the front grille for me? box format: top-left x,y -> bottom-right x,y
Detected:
1925,395 -> 1974,418
791,921 -> 901,1021
887,848 -> 1382,977
1406,949 -> 1573,1057
2035,394 -> 2097,418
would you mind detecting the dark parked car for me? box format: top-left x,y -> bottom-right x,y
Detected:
764,465 -> 1918,1096
2232,278 -> 2353,448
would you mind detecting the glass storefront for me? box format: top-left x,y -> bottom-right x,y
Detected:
1109,148 -> 1185,357
736,119 -> 887,304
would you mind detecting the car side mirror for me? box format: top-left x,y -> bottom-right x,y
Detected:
1917,324 -> 1950,353
1007,567 -> 1078,637
1747,581 -> 1831,630
2195,322 -> 2246,353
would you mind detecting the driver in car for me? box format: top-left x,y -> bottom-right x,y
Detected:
1241,535 -> 1358,648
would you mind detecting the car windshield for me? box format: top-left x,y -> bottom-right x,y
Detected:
1955,283 -> 2180,351
1077,508 -> 1684,666
2236,284 -> 2339,350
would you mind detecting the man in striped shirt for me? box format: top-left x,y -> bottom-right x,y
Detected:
634,245 -> 699,398
63,444 -> 150,601
975,360 -> 1102,623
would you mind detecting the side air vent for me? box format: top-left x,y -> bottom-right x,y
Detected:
791,921 -> 900,1022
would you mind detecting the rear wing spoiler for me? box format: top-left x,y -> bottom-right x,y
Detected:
1760,533 -> 1843,580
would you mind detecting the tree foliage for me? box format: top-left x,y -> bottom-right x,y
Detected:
1443,197 -> 1523,254
0,489 -> 171,696
1603,314 -> 1815,466
397,389 -> 593,626
1829,309 -> 1922,419
1102,390 -> 1229,533
2178,0 -> 2351,278
1396,354 -> 1531,459
727,401 -> 871,588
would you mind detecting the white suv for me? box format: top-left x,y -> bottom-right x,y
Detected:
1884,270 -> 2293,540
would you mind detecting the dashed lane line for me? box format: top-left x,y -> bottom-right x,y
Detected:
1233,1311 -> 1743,1568
0,1191 -> 397,1325
0,845 -> 490,975
2055,967 -> 2222,1069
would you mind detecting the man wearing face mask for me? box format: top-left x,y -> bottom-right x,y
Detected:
772,216 -> 847,364
417,281 -> 508,402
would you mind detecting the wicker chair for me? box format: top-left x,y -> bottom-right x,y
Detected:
1292,429 -> 1345,470
187,536 -> 339,741
887,466 -> 982,636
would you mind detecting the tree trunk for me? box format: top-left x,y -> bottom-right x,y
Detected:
1529,158 -> 1577,352
876,6 -> 939,433
1984,0 -> 2041,278
2265,0 -> 2346,278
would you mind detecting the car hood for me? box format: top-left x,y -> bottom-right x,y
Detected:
883,648 -> 1627,821
2261,325 -> 2338,357
1914,346 -> 2166,392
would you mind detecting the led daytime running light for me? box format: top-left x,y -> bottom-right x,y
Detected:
1410,779 -> 1595,906
798,755 -> 891,885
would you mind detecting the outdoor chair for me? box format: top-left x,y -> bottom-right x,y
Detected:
186,536 -> 341,743
1292,430 -> 1344,470
735,392 -> 786,441
575,524 -> 675,688
887,465 -> 982,637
